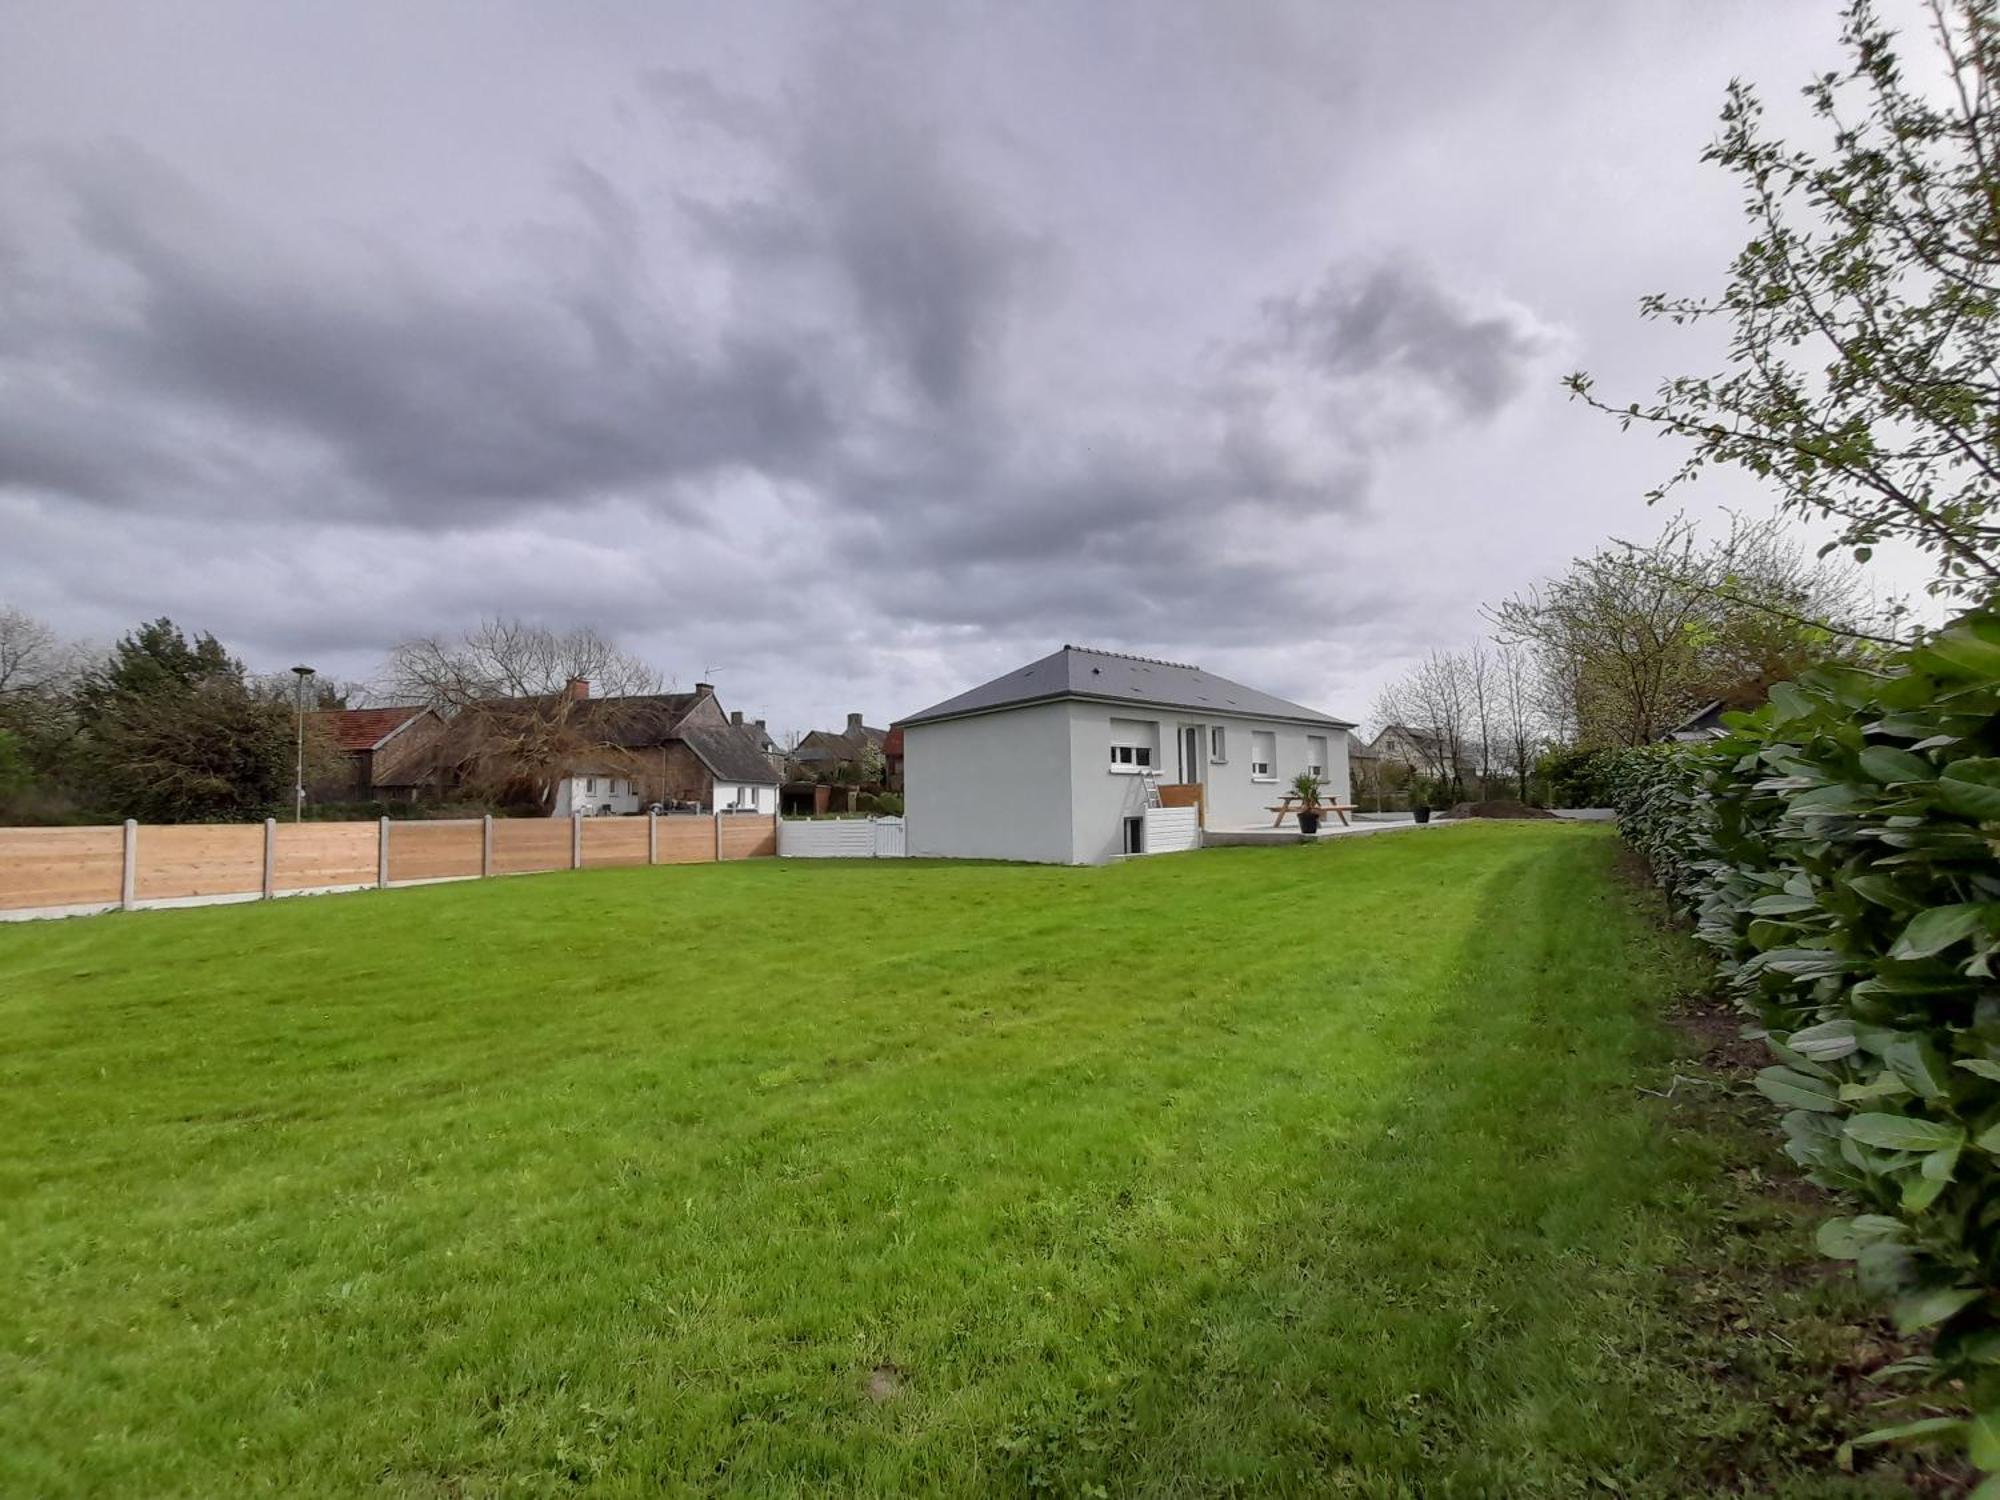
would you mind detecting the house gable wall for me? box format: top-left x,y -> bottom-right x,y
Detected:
904,703 -> 1074,863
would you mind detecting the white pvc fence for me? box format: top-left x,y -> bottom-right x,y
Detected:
778,816 -> 907,859
1142,805 -> 1199,855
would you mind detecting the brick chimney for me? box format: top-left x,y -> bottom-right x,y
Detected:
754,718 -> 767,733
566,677 -> 590,701
846,711 -> 863,732
694,681 -> 715,697
731,710 -> 744,725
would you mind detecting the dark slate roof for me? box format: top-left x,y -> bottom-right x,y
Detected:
679,723 -> 783,784
900,646 -> 1355,729
1663,700 -> 1728,741
793,725 -> 886,761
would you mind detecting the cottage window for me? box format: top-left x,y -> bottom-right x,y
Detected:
1306,736 -> 1327,778
1209,726 -> 1226,762
1250,730 -> 1276,780
585,776 -> 598,796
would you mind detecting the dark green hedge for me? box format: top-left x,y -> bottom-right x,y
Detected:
1603,613 -> 2000,1465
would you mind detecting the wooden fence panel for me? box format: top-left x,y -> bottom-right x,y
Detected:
581,818 -> 648,868
1157,783 -> 1205,825
721,815 -> 777,860
0,806 -> 781,918
387,820 -> 483,883
491,819 -> 570,875
656,816 -> 715,865
0,826 -> 124,910
273,822 -> 378,892
137,824 -> 264,901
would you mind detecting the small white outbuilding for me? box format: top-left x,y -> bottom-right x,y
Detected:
899,645 -> 1357,864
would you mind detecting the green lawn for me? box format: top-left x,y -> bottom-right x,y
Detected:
0,824 -> 1899,1496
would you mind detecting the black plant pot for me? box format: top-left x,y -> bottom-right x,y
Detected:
1412,807 -> 1432,825
1298,811 -> 1321,836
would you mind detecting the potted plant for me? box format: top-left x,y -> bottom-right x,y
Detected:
1291,771 -> 1324,836
1411,779 -> 1433,825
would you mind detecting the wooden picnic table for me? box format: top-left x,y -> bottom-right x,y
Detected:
1266,793 -> 1354,828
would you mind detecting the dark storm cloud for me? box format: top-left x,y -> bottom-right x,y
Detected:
1254,263 -> 1555,418
1,142 -> 839,522
0,0 -> 1868,732
659,57 -> 1046,410
822,252 -> 1555,634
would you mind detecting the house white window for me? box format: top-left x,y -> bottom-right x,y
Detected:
1108,718 -> 1158,774
1306,736 -> 1327,778
1250,730 -> 1276,780
585,776 -> 598,796
1210,725 -> 1226,762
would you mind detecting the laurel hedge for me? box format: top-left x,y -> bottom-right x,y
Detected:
1601,611 -> 2000,1467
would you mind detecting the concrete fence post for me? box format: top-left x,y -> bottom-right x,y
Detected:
571,814 -> 583,870
262,817 -> 277,899
120,819 -> 137,910
481,814 -> 493,878
647,810 -> 658,865
377,817 -> 391,888
713,811 -> 722,862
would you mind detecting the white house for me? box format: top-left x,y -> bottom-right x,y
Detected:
552,768 -> 643,817
899,645 -> 1357,864
550,722 -> 781,817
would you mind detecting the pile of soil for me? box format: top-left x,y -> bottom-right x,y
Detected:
1446,798 -> 1557,820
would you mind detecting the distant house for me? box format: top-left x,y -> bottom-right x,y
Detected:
544,681 -> 782,816
1365,723 -> 1464,778
900,645 -> 1356,864
790,713 -> 890,783
1662,700 -> 1730,743
309,706 -> 449,803
1657,675 -> 1783,744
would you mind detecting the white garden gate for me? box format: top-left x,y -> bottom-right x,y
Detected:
777,816 -> 907,859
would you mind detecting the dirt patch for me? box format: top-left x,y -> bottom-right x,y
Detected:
1446,798 -> 1556,820
1670,988 -> 1771,1077
865,1364 -> 902,1403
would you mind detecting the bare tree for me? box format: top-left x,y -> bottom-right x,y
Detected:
1489,515 -> 1887,749
0,607 -> 80,701
1465,642 -> 1495,790
387,620 -> 664,812
1372,650 -> 1473,791
0,606 -> 87,759
1495,645 -> 1540,801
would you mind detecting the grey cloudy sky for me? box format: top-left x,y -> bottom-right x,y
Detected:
0,0 -> 1937,735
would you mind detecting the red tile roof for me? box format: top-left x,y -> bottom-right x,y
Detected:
316,706 -> 427,752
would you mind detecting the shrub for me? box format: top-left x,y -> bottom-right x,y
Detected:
1603,611 -> 2000,1460
1538,744 -> 1619,808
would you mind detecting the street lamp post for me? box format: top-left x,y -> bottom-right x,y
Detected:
291,664 -> 315,823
